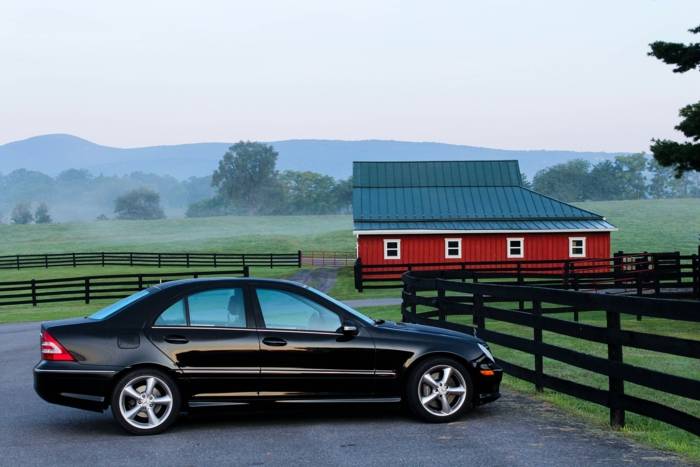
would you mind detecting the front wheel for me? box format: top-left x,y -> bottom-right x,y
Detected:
405,357 -> 474,423
111,369 -> 181,435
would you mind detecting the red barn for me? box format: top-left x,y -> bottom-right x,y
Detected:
352,160 -> 616,267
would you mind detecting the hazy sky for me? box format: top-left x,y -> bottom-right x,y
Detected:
1,1 -> 698,152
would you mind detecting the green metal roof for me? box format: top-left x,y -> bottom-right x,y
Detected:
352,160 -> 615,232
353,160 -> 522,187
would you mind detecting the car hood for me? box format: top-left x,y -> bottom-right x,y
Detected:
375,320 -> 483,344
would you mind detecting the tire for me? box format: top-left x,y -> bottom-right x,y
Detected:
111,368 -> 181,435
405,357 -> 474,423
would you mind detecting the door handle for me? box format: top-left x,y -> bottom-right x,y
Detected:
164,335 -> 189,344
262,337 -> 287,347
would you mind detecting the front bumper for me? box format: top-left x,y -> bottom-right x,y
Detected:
474,367 -> 503,405
34,361 -> 117,412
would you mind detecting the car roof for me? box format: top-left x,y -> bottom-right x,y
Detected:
150,277 -> 308,291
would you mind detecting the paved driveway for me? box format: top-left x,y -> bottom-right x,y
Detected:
0,322 -> 688,467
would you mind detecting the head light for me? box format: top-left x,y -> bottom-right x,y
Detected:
478,343 -> 495,363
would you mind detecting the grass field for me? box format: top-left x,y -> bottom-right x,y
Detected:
0,199 -> 699,256
354,304 -> 700,463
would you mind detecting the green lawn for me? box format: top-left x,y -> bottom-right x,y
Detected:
354,304 -> 700,463
0,199 -> 698,257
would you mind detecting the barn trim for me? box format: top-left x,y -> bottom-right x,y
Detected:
353,228 -> 617,235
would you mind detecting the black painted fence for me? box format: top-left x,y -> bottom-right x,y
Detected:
401,271 -> 700,436
356,251 -> 700,299
0,268 -> 249,307
0,251 -> 302,270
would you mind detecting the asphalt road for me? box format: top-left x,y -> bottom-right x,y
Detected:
0,322 -> 689,467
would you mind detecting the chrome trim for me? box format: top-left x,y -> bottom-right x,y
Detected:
277,397 -> 401,404
34,368 -> 116,375
181,368 -> 259,375
151,326 -> 252,331
188,401 -> 250,407
262,368 -> 375,376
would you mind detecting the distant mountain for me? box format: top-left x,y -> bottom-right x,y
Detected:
0,134 -> 629,180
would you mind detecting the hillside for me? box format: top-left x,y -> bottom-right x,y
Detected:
0,134 -> 627,180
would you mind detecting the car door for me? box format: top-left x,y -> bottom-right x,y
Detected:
148,285 -> 260,400
252,284 -> 376,399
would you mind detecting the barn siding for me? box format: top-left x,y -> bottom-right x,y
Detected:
357,232 -> 611,264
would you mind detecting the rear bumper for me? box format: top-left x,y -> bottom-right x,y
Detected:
33,362 -> 117,412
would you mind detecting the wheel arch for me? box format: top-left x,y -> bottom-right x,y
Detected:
106,363 -> 183,409
401,351 -> 478,400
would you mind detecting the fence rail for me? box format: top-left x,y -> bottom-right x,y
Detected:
0,268 -> 249,307
355,250 -> 700,299
0,251 -> 302,270
401,272 -> 700,436
301,251 -> 356,266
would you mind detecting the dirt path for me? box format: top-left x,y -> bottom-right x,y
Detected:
287,267 -> 339,293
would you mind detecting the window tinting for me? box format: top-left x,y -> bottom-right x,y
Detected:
188,288 -> 246,328
256,288 -> 341,332
155,300 -> 187,326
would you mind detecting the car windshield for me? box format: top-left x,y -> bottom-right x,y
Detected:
303,286 -> 375,325
88,289 -> 151,320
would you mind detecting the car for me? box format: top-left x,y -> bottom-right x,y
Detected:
34,278 -> 502,435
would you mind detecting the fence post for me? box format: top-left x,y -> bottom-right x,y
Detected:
437,286 -> 446,322
613,251 -> 622,285
270,253 -> 273,269
101,252 -> 105,267
354,258 -> 363,293
44,254 -> 48,269
517,262 -> 524,310
72,253 -> 76,268
186,253 -> 190,268
129,252 -> 133,267
16,255 -> 20,270
606,308 -> 625,429
652,255 -> 660,296
138,275 -> 143,290
693,254 -> 700,299
31,279 -> 37,307
243,265 -> 250,277
297,250 -> 302,268
84,278 -> 90,304
213,253 -> 218,268
157,253 -> 161,268
533,299 -> 543,392
563,260 -> 571,289
472,292 -> 484,330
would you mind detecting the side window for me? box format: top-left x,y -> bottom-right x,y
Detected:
569,237 -> 586,258
507,237 -> 524,259
256,288 -> 342,332
384,239 -> 401,260
445,238 -> 462,259
189,288 -> 246,328
155,299 -> 187,326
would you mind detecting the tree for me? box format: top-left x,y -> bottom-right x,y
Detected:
211,142 -> 280,214
278,171 -> 339,214
649,25 -> 700,176
11,202 -> 33,224
532,160 -> 592,202
114,188 -> 165,220
613,154 -> 647,199
34,203 -> 52,224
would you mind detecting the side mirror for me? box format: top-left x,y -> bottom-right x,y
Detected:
340,322 -> 358,336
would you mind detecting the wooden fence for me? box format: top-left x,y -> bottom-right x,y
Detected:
355,251 -> 700,298
301,251 -> 356,266
401,272 -> 700,436
0,251 -> 301,270
0,268 -> 249,307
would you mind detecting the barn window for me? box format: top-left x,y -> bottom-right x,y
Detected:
445,238 -> 462,259
384,239 -> 401,260
569,237 -> 586,258
507,238 -> 524,258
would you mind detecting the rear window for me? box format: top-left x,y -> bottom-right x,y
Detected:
88,290 -> 151,320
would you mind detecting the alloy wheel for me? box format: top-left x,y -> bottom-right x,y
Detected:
417,364 -> 468,417
118,375 -> 174,430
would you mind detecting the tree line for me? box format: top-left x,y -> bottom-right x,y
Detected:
529,153 -> 700,202
185,141 -> 352,217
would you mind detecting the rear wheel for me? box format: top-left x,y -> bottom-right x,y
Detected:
111,369 -> 180,435
405,357 -> 473,423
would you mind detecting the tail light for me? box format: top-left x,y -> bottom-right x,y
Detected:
40,330 -> 75,361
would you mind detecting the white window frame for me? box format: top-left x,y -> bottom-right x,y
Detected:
444,238 -> 462,259
507,237 -> 524,259
383,239 -> 401,260
569,237 -> 586,258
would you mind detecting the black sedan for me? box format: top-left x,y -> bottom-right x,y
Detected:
34,278 -> 501,434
